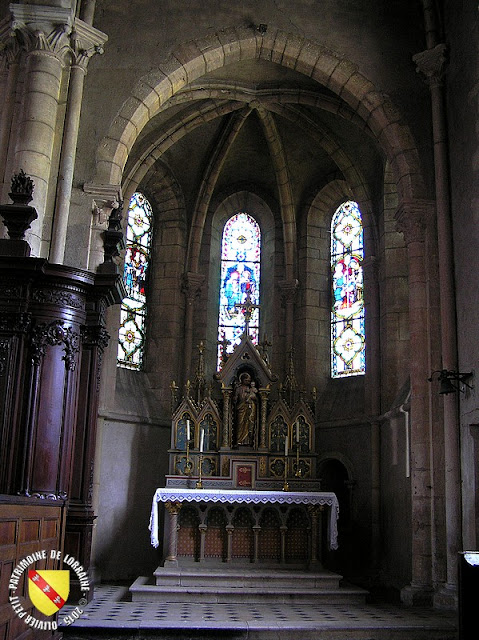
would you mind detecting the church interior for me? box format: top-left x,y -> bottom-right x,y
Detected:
0,0 -> 478,638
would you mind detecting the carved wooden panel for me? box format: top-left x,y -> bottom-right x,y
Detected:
0,498 -> 65,640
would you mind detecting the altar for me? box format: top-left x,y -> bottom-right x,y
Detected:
150,318 -> 339,570
150,488 -> 339,568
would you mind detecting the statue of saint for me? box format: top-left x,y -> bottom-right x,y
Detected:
234,372 -> 258,446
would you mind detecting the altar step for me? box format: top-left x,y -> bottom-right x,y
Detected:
130,566 -> 368,604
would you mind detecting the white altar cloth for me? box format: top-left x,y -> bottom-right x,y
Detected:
149,488 -> 339,550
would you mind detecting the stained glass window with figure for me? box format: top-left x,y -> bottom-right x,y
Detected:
217,213 -> 261,369
118,192 -> 153,369
331,200 -> 365,377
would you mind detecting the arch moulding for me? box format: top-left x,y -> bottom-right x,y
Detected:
93,27 -> 426,204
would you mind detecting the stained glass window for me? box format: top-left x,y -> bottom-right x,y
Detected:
217,213 -> 261,368
331,200 -> 365,378
118,192 -> 153,369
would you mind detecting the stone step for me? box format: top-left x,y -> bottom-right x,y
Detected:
152,566 -> 342,590
130,575 -> 368,604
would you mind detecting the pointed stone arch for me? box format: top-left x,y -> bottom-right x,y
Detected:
94,27 -> 426,203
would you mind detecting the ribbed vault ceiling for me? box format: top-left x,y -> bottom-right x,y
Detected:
124,59 -> 384,212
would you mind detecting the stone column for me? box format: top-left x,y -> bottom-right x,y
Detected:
0,37 -> 20,194
50,21 -> 107,264
182,272 -> 205,384
280,525 -> 287,564
226,524 -> 234,562
5,5 -> 75,257
278,279 -> 298,365
307,505 -> 319,566
164,501 -> 182,566
253,525 -> 260,563
414,36 -> 462,608
199,524 -> 207,562
396,200 -> 435,605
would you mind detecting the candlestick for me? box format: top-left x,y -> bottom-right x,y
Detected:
283,429 -> 289,491
196,453 -> 204,489
295,441 -> 302,478
184,419 -> 192,475
199,427 -> 204,453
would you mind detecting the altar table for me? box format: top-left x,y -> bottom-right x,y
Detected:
150,488 -> 339,566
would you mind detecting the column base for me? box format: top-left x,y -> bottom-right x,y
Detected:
433,583 -> 458,610
163,558 -> 179,567
401,584 -> 434,607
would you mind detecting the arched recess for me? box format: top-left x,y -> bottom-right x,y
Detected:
300,179 -> 371,389
318,453 -> 355,575
134,160 -> 188,399
94,27 -> 426,206
206,190 -> 276,379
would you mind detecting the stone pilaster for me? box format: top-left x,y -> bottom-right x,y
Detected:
278,278 -> 298,365
395,199 -> 436,606
182,272 -> 205,384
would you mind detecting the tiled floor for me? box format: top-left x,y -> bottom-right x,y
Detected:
59,584 -> 458,639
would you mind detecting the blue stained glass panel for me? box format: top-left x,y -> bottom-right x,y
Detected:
217,213 -> 261,368
331,201 -> 365,377
118,192 -> 153,369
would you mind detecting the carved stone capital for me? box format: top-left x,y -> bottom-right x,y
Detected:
69,19 -> 107,69
165,501 -> 182,516
0,9 -> 107,69
7,3 -> 73,61
394,200 -> 435,245
182,272 -> 205,302
278,279 -> 299,305
413,44 -> 448,87
0,16 -> 21,67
